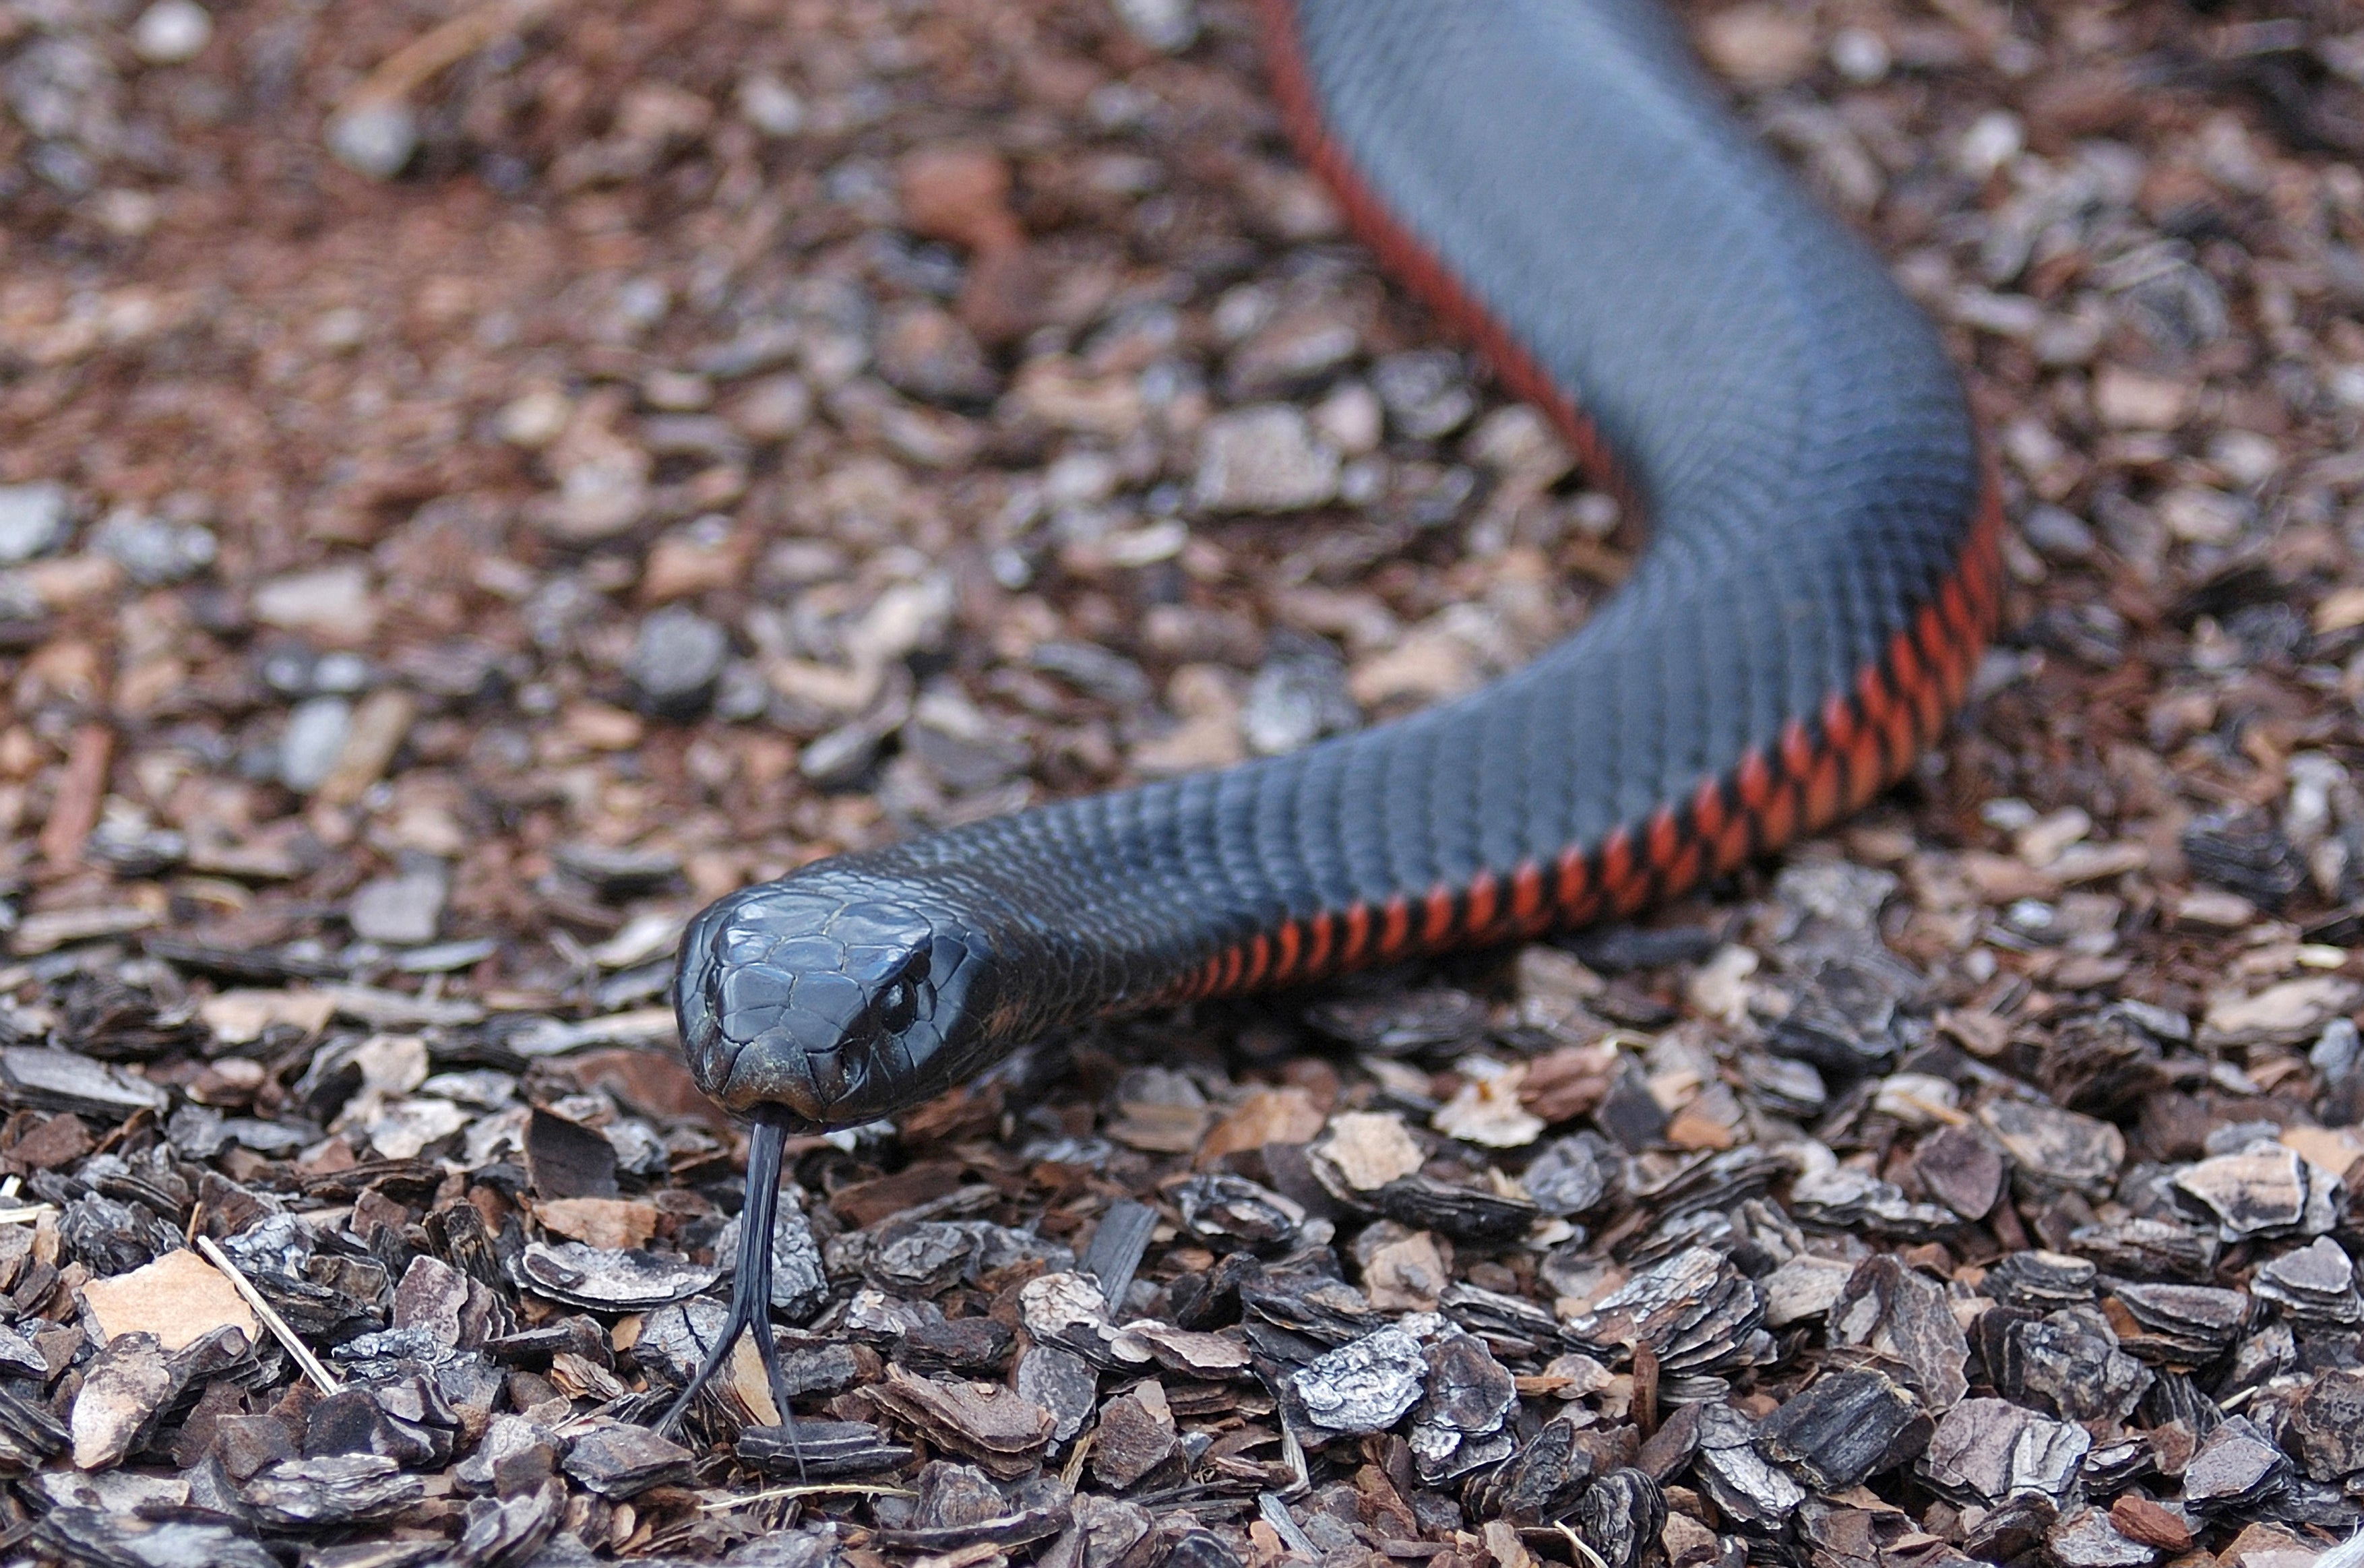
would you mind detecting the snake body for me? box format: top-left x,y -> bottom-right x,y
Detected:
660,0 -> 2001,1436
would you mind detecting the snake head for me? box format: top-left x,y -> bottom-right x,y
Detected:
674,871 -> 999,1128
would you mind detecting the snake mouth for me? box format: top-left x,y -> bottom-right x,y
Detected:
721,1042 -> 840,1125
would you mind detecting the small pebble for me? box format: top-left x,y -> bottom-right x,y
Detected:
801,722 -> 886,789
2092,366 -> 2190,431
90,508 -> 216,584
562,1422 -> 693,1499
327,102 -> 420,181
2022,505 -> 2096,563
0,483 -> 68,563
1242,646 -> 1357,756
1313,382 -> 1383,456
254,563 -> 375,637
1955,111 -> 2025,179
626,606 -> 730,719
1193,406 -> 1340,513
739,73 -> 807,137
309,653 -> 371,695
1373,351 -> 1476,441
641,370 -> 713,412
280,697 -> 354,793
348,868 -> 449,947
1699,3 -> 1817,88
1829,27 -> 1890,83
1107,0 -> 1197,52
728,375 -> 813,442
497,387 -> 573,448
131,0 -> 212,63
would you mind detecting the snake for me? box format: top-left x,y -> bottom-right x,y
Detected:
656,0 -> 2003,1440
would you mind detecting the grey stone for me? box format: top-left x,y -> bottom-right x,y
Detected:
313,650 -> 371,693
728,375 -> 813,441
903,686 -> 1028,792
2182,1414 -> 2289,1511
1226,310 -> 1361,401
303,1389 -> 425,1466
348,868 -> 447,946
281,697 -> 353,792
1522,1134 -> 1613,1216
0,482 -> 67,563
1409,1331 -> 1516,1483
627,606 -> 730,718
1107,0 -> 1197,51
2173,1143 -> 2335,1241
1242,636 -> 1357,756
714,660 -> 771,721
801,720 -> 886,789
514,1241 -> 716,1311
876,304 -> 997,404
739,74 -> 807,138
328,102 -> 418,180
1753,1369 -> 1931,1490
1193,406 -> 1339,513
724,1529 -> 839,1568
1030,641 -> 1152,708
1828,1255 -> 1970,1411
2022,504 -> 2096,561
131,1 -> 212,64
2256,1236 -> 2364,1324
1372,351 -> 1476,440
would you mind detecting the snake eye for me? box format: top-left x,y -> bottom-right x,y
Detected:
874,976 -> 919,1035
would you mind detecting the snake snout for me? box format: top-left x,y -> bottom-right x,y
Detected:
703,964 -> 877,1124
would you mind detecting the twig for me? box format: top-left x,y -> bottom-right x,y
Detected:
1557,1525 -> 1610,1568
1059,1429 -> 1094,1492
195,1235 -> 344,1395
342,0 -> 561,110
38,722 -> 112,871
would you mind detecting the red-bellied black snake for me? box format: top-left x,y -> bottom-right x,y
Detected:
659,0 -> 2003,1440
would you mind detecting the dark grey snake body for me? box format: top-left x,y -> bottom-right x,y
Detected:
658,0 -> 1999,1449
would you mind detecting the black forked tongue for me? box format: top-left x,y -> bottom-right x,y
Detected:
656,1112 -> 805,1481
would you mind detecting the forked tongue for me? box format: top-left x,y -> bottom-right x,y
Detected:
657,1113 -> 805,1480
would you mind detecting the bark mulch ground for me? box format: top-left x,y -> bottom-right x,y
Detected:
3,1 -> 2364,1566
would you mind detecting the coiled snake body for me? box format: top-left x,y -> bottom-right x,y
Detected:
661,0 -> 2002,1437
